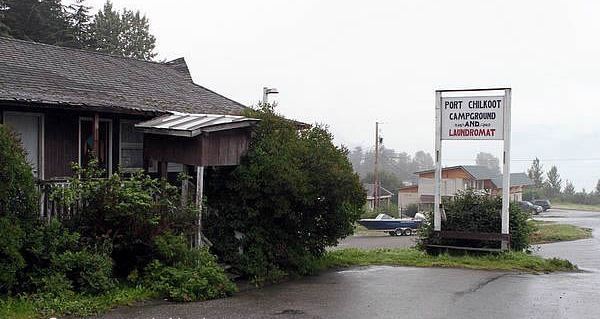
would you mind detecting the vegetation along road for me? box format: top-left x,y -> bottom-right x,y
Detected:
94,209 -> 600,319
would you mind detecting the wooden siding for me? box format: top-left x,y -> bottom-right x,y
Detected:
44,112 -> 78,178
144,128 -> 252,167
420,167 -> 473,180
1,104 -> 151,179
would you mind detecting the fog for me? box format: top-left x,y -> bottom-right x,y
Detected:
82,0 -> 600,190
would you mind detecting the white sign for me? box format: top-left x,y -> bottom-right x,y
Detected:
441,96 -> 504,140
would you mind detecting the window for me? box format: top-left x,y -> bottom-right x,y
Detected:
79,118 -> 112,176
119,120 -> 144,172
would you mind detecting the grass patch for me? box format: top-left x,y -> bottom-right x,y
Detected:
530,221 -> 593,244
0,286 -> 158,319
552,201 -> 600,212
316,248 -> 576,273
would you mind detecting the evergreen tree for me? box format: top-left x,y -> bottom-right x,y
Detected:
545,165 -> 562,197
90,0 -> 122,55
2,0 -> 72,45
91,0 -> 156,60
65,0 -> 93,49
475,152 -> 500,175
527,157 -> 545,188
0,0 -> 10,37
564,180 -> 575,195
119,9 -> 156,60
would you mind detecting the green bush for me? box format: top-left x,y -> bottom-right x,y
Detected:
21,220 -> 114,295
204,105 -> 365,282
0,217 -> 25,294
51,162 -> 198,276
0,125 -> 38,221
418,190 -> 533,251
143,233 -> 236,302
52,250 -> 115,294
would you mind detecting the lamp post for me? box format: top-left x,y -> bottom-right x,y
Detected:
262,87 -> 279,104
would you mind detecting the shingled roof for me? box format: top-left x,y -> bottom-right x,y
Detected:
0,37 -> 246,115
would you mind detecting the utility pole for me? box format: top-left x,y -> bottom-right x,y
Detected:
373,122 -> 380,211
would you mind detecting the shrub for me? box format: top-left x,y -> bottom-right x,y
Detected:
52,250 -> 115,294
20,220 -> 114,295
0,217 -> 25,294
51,162 -> 198,276
204,105 -> 365,282
143,233 -> 236,302
0,125 -> 38,221
418,190 -> 533,251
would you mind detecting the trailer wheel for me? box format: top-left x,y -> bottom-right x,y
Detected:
404,228 -> 413,236
395,228 -> 404,236
388,231 -> 396,236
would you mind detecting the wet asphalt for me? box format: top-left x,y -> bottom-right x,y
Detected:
93,209 -> 600,319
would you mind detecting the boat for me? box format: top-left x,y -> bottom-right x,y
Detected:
357,213 -> 423,236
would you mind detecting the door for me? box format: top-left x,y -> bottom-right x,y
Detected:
3,112 -> 43,179
79,118 -> 112,176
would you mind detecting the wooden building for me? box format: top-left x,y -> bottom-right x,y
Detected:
0,37 -> 258,220
398,165 -> 533,211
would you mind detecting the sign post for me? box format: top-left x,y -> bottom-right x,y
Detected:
434,88 -> 512,249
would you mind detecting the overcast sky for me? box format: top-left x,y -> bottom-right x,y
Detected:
84,0 -> 600,190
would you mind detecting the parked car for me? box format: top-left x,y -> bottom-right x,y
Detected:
518,201 -> 540,215
532,199 -> 552,211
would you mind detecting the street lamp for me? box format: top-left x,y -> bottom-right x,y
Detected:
262,87 -> 279,104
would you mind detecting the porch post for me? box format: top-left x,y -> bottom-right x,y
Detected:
196,166 -> 205,248
158,161 -> 168,179
92,113 -> 100,158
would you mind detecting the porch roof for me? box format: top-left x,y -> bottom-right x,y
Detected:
135,112 -> 260,137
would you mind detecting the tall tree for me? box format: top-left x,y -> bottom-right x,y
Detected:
119,8 -> 156,60
564,180 -> 575,195
90,0 -> 122,55
65,0 -> 93,49
527,158 -> 545,188
545,165 -> 562,197
2,0 -> 72,45
475,152 -> 500,175
596,179 -> 600,195
0,0 -> 10,37
91,0 -> 156,60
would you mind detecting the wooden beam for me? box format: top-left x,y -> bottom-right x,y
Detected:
196,166 -> 205,248
92,113 -> 99,158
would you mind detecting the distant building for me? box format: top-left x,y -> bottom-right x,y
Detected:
398,165 -> 533,211
364,183 -> 393,211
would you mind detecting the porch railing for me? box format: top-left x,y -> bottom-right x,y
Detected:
38,179 -> 80,220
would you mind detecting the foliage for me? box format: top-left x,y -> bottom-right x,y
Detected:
417,190 -> 533,251
529,221 -> 592,244
545,165 -> 562,197
52,250 -> 115,295
143,233 -> 236,302
204,104 -> 365,282
348,147 -> 433,191
563,180 -> 575,195
0,125 -> 39,221
527,157 -> 545,188
0,285 -> 157,319
317,248 -> 576,273
50,162 -> 197,276
0,217 -> 25,294
0,0 -> 72,45
0,0 -> 157,60
475,152 -> 500,175
91,0 -> 156,60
